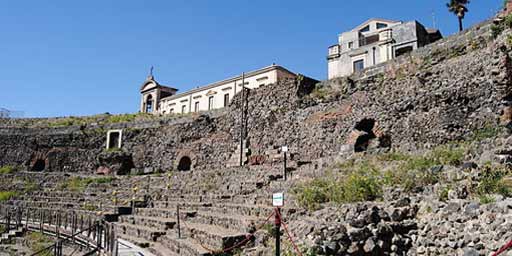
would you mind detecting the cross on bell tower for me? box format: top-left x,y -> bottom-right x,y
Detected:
148,66 -> 154,79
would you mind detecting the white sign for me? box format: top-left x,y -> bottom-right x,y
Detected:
273,193 -> 284,207
281,146 -> 288,152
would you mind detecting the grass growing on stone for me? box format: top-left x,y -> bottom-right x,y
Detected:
23,180 -> 39,193
294,143 -> 468,210
470,125 -> 503,141
293,163 -> 382,210
0,191 -> 17,201
27,232 -> 53,256
0,165 -> 19,174
475,164 -> 512,204
310,85 -> 330,100
59,176 -> 115,192
381,144 -> 465,192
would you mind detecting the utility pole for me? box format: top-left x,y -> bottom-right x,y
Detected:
239,72 -> 245,166
177,204 -> 181,239
282,146 -> 288,181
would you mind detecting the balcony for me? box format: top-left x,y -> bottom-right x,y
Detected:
327,44 -> 341,59
359,34 -> 380,46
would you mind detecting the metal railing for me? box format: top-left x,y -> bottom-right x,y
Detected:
0,205 -> 118,256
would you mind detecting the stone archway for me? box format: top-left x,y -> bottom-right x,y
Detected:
31,159 -> 46,172
353,118 -> 376,152
177,156 -> 192,171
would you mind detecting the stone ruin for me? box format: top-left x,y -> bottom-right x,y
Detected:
0,15 -> 511,256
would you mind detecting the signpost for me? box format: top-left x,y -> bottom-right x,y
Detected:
273,193 -> 284,256
281,146 -> 288,181
272,193 -> 284,207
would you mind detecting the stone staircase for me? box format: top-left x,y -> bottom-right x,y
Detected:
0,162 -> 306,255
0,227 -> 24,244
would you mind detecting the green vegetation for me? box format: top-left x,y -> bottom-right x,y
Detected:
0,165 -> 19,174
0,191 -> 17,201
105,113 -> 152,123
294,143 -> 468,210
293,162 -> 382,210
45,112 -> 156,128
82,203 -> 98,211
474,164 -> 512,204
479,194 -> 496,204
23,180 -> 39,193
471,125 -> 503,141
505,13 -> 512,28
439,185 -> 451,202
104,147 -> 122,153
310,85 -> 330,100
492,24 -> 505,39
381,144 -> 465,192
446,0 -> 470,32
59,176 -> 115,192
27,232 -> 53,256
491,13 -> 512,39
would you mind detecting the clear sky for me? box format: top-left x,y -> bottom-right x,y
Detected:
0,0 -> 503,117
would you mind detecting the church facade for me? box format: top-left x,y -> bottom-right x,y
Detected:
140,64 -> 296,115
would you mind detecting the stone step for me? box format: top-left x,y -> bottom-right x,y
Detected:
136,202 -> 277,218
114,222 -> 166,243
117,233 -> 152,249
149,241 -> 179,256
181,221 -> 248,250
160,232 -> 212,256
119,215 -> 176,231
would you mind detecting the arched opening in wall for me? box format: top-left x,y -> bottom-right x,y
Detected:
354,118 -> 376,152
32,159 -> 46,172
177,156 -> 192,171
146,95 -> 153,113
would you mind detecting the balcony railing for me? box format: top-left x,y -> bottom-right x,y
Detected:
328,45 -> 340,58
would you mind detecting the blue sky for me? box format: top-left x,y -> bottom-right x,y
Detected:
0,0 -> 503,117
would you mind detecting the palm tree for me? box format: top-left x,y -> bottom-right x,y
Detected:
447,0 -> 470,32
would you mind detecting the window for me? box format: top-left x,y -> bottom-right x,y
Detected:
348,42 -> 354,49
208,96 -> 214,110
395,46 -> 414,57
353,59 -> 365,72
170,108 -> 174,113
194,102 -> 200,112
181,105 -> 186,114
377,23 -> 388,29
223,94 -> 230,107
359,25 -> 370,33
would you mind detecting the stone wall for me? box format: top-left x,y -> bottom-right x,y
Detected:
0,18 -> 510,174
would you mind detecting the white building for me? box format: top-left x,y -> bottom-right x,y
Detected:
327,18 -> 442,79
140,64 -> 296,115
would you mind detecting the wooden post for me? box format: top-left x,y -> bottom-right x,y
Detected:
80,214 -> 83,232
64,212 -> 68,230
72,214 -> 76,245
40,210 -> 43,233
96,222 -> 101,250
6,211 -> 10,233
87,216 -> 91,238
25,209 -> 29,230
56,213 -> 60,240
